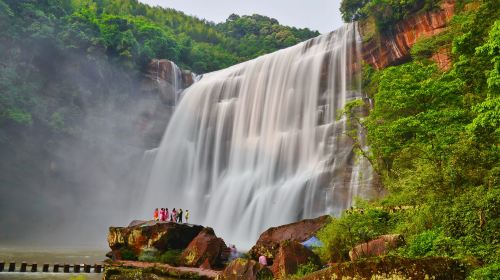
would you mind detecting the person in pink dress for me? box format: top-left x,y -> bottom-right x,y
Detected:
163,208 -> 169,222
172,208 -> 177,222
165,208 -> 169,222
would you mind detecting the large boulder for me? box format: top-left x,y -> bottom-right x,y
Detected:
249,215 -> 331,262
107,221 -> 204,260
180,227 -> 229,269
349,234 -> 404,261
271,240 -> 321,278
217,258 -> 273,280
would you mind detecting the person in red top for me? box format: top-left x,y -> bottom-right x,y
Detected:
153,208 -> 159,221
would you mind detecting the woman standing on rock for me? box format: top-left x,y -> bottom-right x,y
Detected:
154,208 -> 159,221
171,208 -> 177,222
159,208 -> 165,221
178,209 -> 183,223
165,208 -> 169,222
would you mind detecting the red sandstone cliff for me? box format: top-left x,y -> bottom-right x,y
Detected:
360,0 -> 455,70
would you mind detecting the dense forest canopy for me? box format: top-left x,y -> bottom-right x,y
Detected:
0,0 -> 320,139
0,0 -> 318,74
317,0 -> 499,278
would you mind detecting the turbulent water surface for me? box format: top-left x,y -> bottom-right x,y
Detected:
142,23 -> 374,249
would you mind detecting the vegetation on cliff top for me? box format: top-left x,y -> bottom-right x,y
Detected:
0,0 -> 319,135
319,0 -> 499,277
341,0 -> 440,30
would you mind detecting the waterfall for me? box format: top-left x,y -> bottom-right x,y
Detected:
142,23 -> 373,249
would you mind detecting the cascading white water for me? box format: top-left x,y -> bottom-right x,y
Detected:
142,23 -> 373,249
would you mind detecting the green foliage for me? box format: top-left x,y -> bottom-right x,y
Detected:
340,0 -> 439,30
403,229 -> 454,258
0,0 -> 319,133
467,263 -> 500,280
119,248 -> 137,261
316,209 -> 393,262
216,14 -> 318,60
157,249 -> 182,266
138,247 -> 159,262
321,2 -> 499,278
357,0 -> 498,272
290,260 -> 321,278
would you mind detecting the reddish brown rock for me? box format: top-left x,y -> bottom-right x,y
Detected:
217,258 -> 273,280
107,221 -> 204,260
180,227 -> 229,269
141,59 -> 195,107
431,46 -> 453,71
249,215 -> 331,262
361,0 -> 456,69
300,256 -> 468,280
271,240 -> 321,278
349,234 -> 404,261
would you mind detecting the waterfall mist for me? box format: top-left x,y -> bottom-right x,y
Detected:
0,48 -> 185,247
142,23 -> 374,249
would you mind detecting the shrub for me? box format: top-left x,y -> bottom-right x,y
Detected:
291,260 -> 321,278
138,247 -> 159,262
467,263 -> 500,280
316,208 -> 392,262
158,249 -> 182,266
119,248 -> 137,261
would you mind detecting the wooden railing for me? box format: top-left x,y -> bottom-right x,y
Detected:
0,261 -> 102,273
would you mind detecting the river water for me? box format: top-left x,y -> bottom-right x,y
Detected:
0,248 -> 105,280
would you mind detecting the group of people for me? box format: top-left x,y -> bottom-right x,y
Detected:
154,208 -> 189,223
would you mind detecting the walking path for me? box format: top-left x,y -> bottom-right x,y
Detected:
113,260 -> 220,279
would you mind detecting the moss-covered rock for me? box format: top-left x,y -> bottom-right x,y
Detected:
217,258 -> 273,280
108,220 -> 204,261
104,266 -> 205,280
299,256 -> 469,280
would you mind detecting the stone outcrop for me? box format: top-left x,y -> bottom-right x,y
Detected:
349,234 -> 404,261
217,258 -> 273,280
142,59 -> 195,105
300,256 -> 468,280
271,240 -> 321,278
138,59 -> 197,147
107,221 -> 204,260
180,227 -> 229,269
249,215 -> 331,262
360,0 -> 456,69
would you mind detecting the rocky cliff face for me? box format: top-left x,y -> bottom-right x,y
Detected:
360,0 -> 455,69
138,59 -> 196,147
